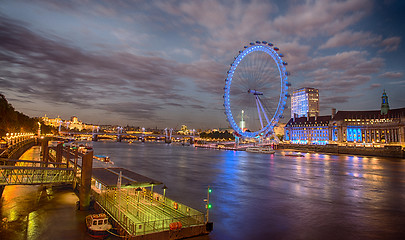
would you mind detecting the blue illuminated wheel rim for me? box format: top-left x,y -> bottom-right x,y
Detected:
224,41 -> 290,139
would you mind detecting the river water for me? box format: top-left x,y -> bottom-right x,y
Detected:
90,141 -> 405,240
1,142 -> 405,240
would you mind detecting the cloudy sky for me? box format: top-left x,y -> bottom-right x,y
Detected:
1,0 -> 404,129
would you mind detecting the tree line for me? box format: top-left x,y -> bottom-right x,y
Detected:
0,94 -> 57,136
199,130 -> 235,140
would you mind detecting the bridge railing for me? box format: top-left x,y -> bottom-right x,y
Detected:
0,166 -> 74,186
0,138 -> 36,159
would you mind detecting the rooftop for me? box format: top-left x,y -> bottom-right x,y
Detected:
92,167 -> 162,188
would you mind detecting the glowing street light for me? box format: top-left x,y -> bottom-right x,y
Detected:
37,122 -> 41,137
162,185 -> 168,210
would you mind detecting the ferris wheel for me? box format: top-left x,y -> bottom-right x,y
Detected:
223,41 -> 290,139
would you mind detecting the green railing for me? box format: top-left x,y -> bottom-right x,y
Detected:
92,187 -> 205,236
0,166 -> 74,186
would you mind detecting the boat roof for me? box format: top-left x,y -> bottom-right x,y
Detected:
92,167 -> 162,188
89,213 -> 107,219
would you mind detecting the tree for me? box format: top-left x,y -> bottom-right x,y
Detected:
0,94 -> 40,136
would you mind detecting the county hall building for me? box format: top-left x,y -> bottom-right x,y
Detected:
284,90 -> 405,145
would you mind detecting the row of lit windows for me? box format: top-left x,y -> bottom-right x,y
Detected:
289,124 -> 328,127
344,118 -> 394,123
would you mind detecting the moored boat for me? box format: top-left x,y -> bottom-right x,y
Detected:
79,144 -> 93,154
85,213 -> 112,238
246,147 -> 275,154
285,153 -> 305,157
94,155 -> 113,164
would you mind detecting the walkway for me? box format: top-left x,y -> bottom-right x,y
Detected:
0,146 -> 74,186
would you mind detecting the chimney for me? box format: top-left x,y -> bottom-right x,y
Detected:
332,108 -> 336,119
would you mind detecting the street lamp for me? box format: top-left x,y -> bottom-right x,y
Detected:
37,122 -> 41,137
135,187 -> 142,210
162,185 -> 168,210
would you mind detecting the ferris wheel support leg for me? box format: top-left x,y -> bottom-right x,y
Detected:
257,97 -> 270,125
255,96 -> 264,129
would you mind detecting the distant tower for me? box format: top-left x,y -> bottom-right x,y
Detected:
239,110 -> 245,131
381,90 -> 389,115
291,88 -> 319,118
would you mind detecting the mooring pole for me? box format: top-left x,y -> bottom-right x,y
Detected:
79,150 -> 93,210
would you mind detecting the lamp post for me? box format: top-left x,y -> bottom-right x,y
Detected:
135,187 -> 142,215
162,185 -> 168,210
204,186 -> 212,223
37,122 -> 41,137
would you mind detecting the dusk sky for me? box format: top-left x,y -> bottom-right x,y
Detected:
1,0 -> 404,129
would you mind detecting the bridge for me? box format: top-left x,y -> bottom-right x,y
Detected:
0,163 -> 74,186
0,137 -> 212,239
59,127 -> 196,144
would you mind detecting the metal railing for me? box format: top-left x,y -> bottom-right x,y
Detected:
0,166 -> 74,186
0,138 -> 35,159
92,187 -> 205,236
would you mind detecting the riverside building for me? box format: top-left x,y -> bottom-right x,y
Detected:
284,91 -> 405,145
291,87 -> 319,118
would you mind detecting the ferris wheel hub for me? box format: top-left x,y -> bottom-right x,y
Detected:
247,89 -> 263,95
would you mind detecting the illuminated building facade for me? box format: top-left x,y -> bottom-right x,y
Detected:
41,115 -> 96,131
330,108 -> 405,144
285,108 -> 405,145
284,116 -> 331,145
285,91 -> 405,145
41,114 -> 62,128
291,88 -> 319,118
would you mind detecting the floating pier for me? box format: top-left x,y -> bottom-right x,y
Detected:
90,167 -> 212,239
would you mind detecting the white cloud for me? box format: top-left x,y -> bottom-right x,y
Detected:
379,71 -> 403,79
380,37 -> 401,52
320,31 -> 382,49
171,48 -> 193,58
272,0 -> 372,38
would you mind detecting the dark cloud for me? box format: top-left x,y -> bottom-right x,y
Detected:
273,0 -> 373,38
322,95 -> 351,104
0,16 -> 212,122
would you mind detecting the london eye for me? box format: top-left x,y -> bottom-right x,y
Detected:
223,41 -> 290,139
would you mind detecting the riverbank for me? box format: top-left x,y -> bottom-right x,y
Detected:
0,146 -> 119,240
276,143 -> 405,158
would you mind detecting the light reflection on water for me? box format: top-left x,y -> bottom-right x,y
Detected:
91,141 -> 405,240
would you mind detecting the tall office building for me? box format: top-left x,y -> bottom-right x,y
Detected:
291,88 -> 319,118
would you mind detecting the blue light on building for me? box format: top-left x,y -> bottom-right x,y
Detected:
347,127 -> 362,142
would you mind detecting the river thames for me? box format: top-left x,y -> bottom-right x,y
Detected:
90,141 -> 405,240
1,141 -> 405,240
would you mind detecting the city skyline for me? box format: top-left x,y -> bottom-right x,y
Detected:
1,0 -> 404,129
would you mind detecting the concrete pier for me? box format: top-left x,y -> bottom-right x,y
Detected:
40,139 -> 49,167
79,151 -> 93,210
56,142 -> 63,164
